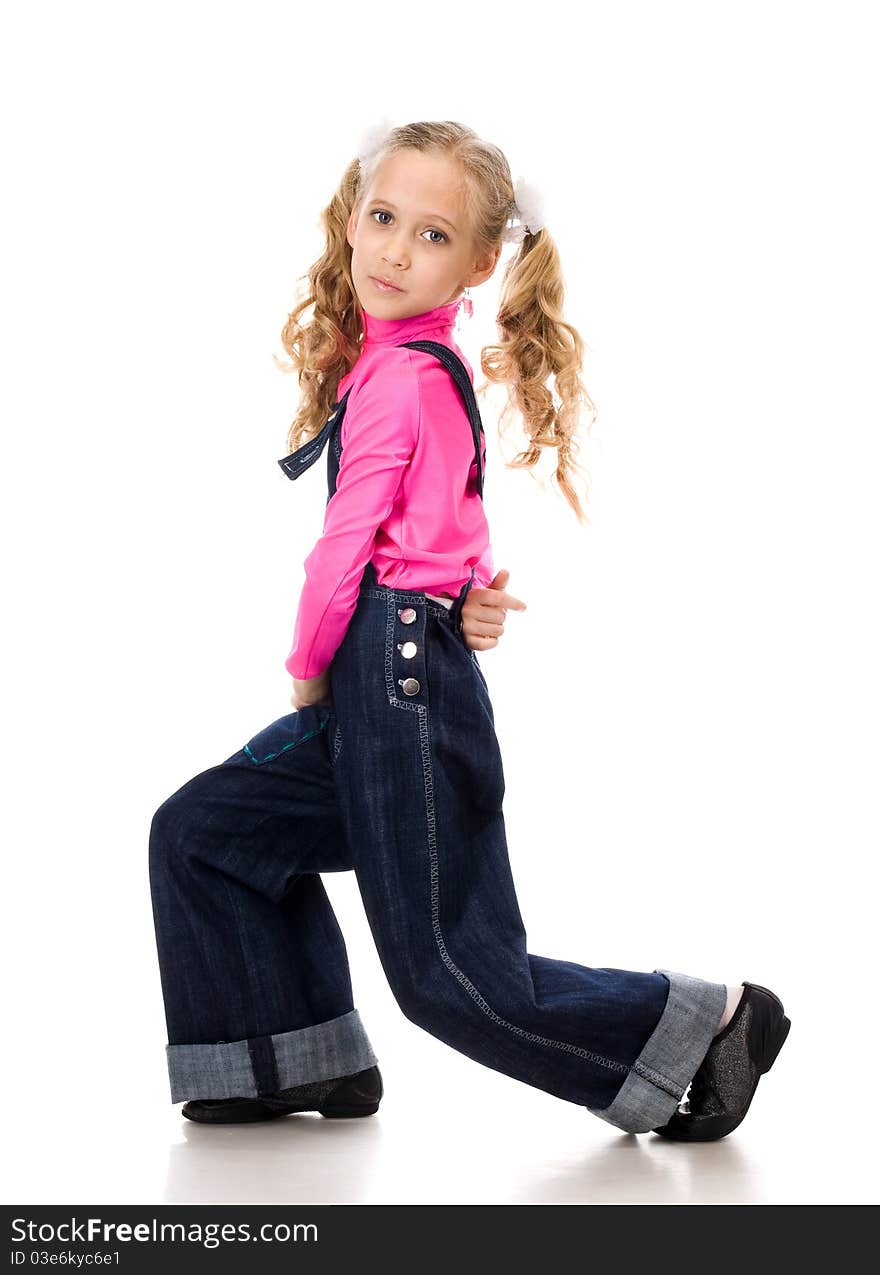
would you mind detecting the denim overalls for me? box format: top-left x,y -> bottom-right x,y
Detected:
148,340 -> 728,1134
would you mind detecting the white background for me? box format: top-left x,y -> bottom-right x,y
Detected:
2,0 -> 877,1205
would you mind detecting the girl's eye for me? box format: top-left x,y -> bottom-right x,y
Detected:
369,210 -> 447,244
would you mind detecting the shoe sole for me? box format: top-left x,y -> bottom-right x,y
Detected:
182,1100 -> 381,1123
317,1101 -> 381,1118
183,1073 -> 383,1123
182,1101 -> 290,1124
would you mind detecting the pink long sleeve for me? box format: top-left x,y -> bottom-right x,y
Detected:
285,350 -> 420,679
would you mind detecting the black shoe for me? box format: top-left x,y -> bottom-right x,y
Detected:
181,1095 -> 289,1124
651,982 -> 791,1142
181,1065 -> 384,1124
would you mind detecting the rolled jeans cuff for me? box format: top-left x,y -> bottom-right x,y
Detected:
584,969 -> 727,1134
165,1008 -> 378,1104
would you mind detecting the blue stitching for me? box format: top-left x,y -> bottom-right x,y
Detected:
243,720 -> 329,765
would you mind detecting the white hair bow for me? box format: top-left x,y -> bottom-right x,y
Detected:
502,175 -> 546,242
354,117 -> 397,169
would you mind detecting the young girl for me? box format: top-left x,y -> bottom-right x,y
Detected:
148,119 -> 790,1142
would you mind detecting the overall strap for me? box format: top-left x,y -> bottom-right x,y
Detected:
397,340 -> 485,499
276,389 -> 352,486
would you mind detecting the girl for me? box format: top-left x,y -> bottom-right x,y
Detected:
148,119 -> 790,1141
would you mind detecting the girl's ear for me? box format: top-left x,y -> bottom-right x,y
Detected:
467,243 -> 502,289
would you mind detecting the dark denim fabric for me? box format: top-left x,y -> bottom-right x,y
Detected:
149,346 -> 726,1132
149,569 -> 725,1130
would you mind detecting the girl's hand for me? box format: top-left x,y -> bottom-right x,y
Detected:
461,568 -> 527,651
290,670 -> 332,711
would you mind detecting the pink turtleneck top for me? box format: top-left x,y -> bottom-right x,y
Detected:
285,297 -> 494,680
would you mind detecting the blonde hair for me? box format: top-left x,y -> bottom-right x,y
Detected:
278,120 -> 596,524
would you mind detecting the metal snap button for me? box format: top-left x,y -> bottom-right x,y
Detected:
399,677 -> 421,696
398,607 -> 417,624
397,641 -> 418,659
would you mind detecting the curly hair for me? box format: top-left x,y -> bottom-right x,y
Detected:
277,120 -> 597,524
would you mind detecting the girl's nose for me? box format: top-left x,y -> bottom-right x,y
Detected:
382,242 -> 408,269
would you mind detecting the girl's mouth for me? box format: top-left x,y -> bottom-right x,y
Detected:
370,276 -> 403,293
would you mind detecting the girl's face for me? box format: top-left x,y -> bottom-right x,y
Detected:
346,149 -> 499,320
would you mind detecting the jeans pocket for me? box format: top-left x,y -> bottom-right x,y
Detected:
243,703 -> 331,765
